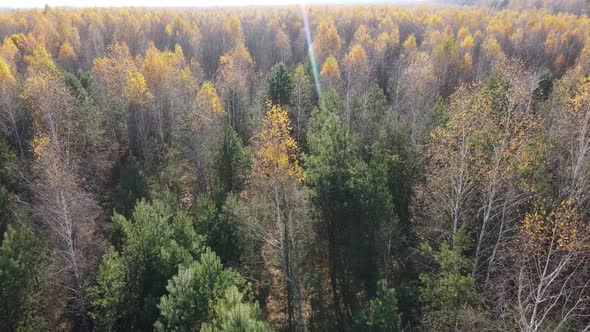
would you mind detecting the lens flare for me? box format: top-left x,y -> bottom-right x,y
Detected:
300,3 -> 322,99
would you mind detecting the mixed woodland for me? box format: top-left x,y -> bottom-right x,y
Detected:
1,1 -> 590,331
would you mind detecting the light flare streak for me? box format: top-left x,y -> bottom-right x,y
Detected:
300,3 -> 322,99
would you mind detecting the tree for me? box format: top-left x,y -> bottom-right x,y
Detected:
289,64 -> 313,143
418,74 -> 544,284
312,17 -> 341,65
0,138 -> 16,238
89,198 -> 204,331
216,126 -> 252,195
0,56 -> 23,154
267,62 -> 291,106
185,81 -> 226,195
375,18 -> 399,89
305,103 -> 392,326
164,15 -> 202,61
111,155 -> 149,218
57,41 -> 77,72
343,44 -> 370,128
141,43 -> 184,145
432,34 -> 460,96
155,249 -> 245,331
419,229 -> 485,331
123,68 -> 155,164
215,42 -> 254,136
201,286 -> 272,332
91,41 -> 136,155
30,135 -> 101,331
0,225 -> 48,332
552,74 -> 590,210
397,51 -> 437,146
222,13 -> 245,53
243,103 -> 307,331
512,201 -> 590,331
63,71 -> 112,192
274,29 -> 292,64
320,55 -> 340,91
193,195 -> 242,265
354,280 -> 401,332
23,45 -> 101,331
351,24 -> 373,56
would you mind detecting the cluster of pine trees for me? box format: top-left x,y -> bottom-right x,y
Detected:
1,2 -> 590,331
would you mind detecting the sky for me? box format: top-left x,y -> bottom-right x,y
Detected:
0,0 -> 405,8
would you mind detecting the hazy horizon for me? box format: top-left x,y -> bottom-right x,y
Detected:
0,0 -> 421,9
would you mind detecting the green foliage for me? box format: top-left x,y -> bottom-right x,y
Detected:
63,71 -> 110,188
155,249 -> 245,331
305,104 -> 366,227
149,149 -> 187,201
90,199 -> 204,331
0,138 -> 15,239
200,286 -> 272,332
354,280 -> 401,332
532,70 -> 553,102
112,156 -> 149,218
419,229 -> 485,331
88,248 -> 129,331
216,127 -> 252,195
0,225 -> 47,331
430,97 -> 449,129
362,85 -> 388,143
483,72 -> 512,115
305,104 -> 398,319
302,268 -> 332,331
266,62 -> 291,106
193,195 -> 241,265
317,87 -> 342,115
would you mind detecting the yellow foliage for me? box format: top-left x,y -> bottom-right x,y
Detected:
92,41 -> 135,97
25,46 -> 59,77
482,34 -> 508,65
123,68 -> 153,106
165,23 -> 174,36
344,44 -> 368,79
461,35 -> 475,50
313,17 -> 342,63
567,75 -> 590,110
0,37 -> 18,66
32,134 -> 50,159
457,26 -> 470,40
346,44 -> 367,64
179,66 -> 197,92
521,201 -> 590,253
174,44 -> 185,63
230,42 -> 254,69
223,13 -> 244,49
0,57 -> 15,84
58,41 -> 76,61
461,53 -> 473,68
389,24 -> 400,47
188,81 -> 224,133
253,103 -> 304,184
274,29 -> 291,62
544,31 -> 559,54
403,34 -> 418,52
375,32 -> 390,57
141,43 -> 167,85
320,55 -> 341,87
198,81 -> 224,114
352,24 -> 373,51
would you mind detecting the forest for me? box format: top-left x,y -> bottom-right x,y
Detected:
0,1 -> 590,331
